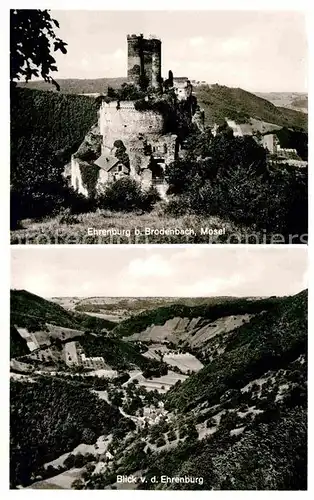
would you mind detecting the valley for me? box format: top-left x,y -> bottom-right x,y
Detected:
10,289 -> 307,490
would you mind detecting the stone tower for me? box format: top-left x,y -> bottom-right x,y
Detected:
127,34 -> 161,90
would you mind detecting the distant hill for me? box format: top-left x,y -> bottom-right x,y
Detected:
10,289 -> 160,372
166,289 -> 307,411
53,296 -> 265,320
10,289 -> 115,336
16,79 -> 308,132
255,92 -> 308,114
194,85 -> 307,130
17,77 -> 127,94
113,296 -> 281,340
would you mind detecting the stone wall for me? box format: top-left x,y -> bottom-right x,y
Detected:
71,101 -> 178,200
99,101 -> 165,149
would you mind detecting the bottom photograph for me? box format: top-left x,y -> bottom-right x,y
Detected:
10,246 -> 308,490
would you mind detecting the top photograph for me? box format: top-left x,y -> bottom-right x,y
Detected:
10,10 -> 308,245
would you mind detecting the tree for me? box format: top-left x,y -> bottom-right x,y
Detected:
81,428 -> 96,445
10,9 -> 67,90
72,478 -> 84,490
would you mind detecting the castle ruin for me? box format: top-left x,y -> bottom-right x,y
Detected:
127,33 -> 162,90
70,34 -> 204,199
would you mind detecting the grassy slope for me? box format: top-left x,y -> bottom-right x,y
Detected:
11,289 -> 83,330
11,289 -> 115,329
166,289 -> 307,411
10,210 -> 268,245
194,84 -> 307,130
113,296 -> 280,338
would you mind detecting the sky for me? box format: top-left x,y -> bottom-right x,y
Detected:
11,247 -> 308,298
48,10 -> 308,92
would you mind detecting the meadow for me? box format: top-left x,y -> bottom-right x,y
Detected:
10,209 -> 255,245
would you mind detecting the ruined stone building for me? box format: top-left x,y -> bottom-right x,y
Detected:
127,34 -> 162,90
70,34 -> 203,199
173,77 -> 193,101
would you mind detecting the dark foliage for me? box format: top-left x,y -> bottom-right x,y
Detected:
142,407 -> 306,490
11,87 -> 98,225
10,378 -> 123,487
97,177 -> 160,212
78,333 -> 158,371
10,326 -> 29,358
274,127 -> 308,160
10,9 -> 67,90
165,130 -> 307,240
79,162 -> 100,198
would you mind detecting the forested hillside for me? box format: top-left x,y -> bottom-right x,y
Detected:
10,289 -> 162,372
166,290 -> 307,411
70,289 -> 307,491
10,290 -> 307,490
194,84 -> 307,130
17,77 -> 127,94
11,87 -> 98,165
16,80 -> 307,131
11,87 -> 99,224
113,296 -> 280,338
10,289 -> 115,334
10,377 -> 127,487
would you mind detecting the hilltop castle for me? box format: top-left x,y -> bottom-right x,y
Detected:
70,34 -> 204,199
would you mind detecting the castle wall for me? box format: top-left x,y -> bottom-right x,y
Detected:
99,101 -> 165,149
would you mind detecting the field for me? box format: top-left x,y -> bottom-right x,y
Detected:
28,468 -> 85,490
127,370 -> 188,393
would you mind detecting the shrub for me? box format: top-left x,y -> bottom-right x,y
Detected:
156,436 -> 166,448
97,177 -> 159,213
97,178 -> 143,212
58,207 -> 79,225
164,195 -> 190,217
